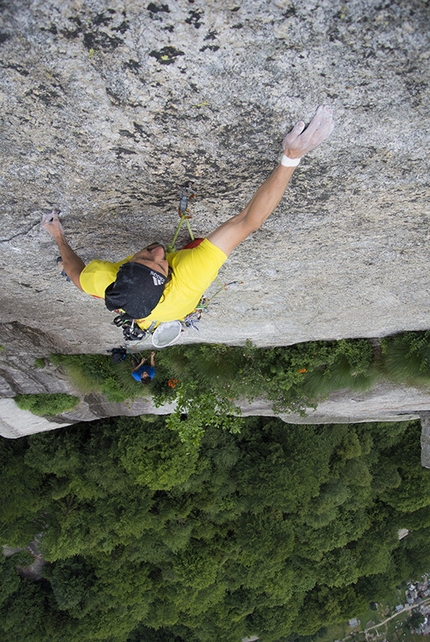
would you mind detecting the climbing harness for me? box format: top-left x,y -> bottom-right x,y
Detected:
112,185 -> 243,345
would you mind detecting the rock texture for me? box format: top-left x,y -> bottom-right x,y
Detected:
1,0 -> 429,353
1,1 -> 430,449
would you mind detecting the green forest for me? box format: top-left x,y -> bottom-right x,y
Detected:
1,415 -> 430,641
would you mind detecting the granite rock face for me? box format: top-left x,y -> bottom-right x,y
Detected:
1,1 -> 430,447
1,0 -> 429,354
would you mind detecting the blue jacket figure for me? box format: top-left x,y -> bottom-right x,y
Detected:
132,351 -> 156,385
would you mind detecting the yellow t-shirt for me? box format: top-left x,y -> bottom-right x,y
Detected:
79,255 -> 133,300
79,239 -> 227,330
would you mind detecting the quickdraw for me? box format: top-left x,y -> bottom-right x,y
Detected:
166,183 -> 196,253
113,185 -> 243,343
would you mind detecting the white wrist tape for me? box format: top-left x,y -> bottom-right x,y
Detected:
281,154 -> 301,167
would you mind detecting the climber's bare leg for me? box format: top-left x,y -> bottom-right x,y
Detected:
41,210 -> 85,290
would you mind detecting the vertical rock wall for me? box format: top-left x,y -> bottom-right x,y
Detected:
0,0 -> 429,354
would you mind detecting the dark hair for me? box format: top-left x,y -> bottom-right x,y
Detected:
141,373 -> 152,385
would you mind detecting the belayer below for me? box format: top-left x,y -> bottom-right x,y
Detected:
131,351 -> 156,385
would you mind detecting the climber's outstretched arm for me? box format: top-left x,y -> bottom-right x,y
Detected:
207,105 -> 334,257
41,210 -> 86,290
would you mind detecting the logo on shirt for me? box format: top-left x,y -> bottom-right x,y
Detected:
150,271 -> 165,286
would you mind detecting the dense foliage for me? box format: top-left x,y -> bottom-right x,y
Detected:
381,331 -> 430,386
49,353 -> 149,403
151,338 -> 377,445
46,338 -> 376,445
44,332 -> 430,445
1,417 -> 430,642
13,393 -> 79,416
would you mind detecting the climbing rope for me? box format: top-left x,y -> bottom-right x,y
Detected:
166,184 -> 196,252
114,184 -> 243,342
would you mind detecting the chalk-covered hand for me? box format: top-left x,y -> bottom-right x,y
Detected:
282,105 -> 334,160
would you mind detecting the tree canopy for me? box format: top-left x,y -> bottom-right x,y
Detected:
0,417 -> 429,642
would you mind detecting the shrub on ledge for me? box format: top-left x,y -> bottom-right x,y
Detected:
14,393 -> 79,416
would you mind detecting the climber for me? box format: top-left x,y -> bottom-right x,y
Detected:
41,105 -> 334,330
131,351 -> 156,385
